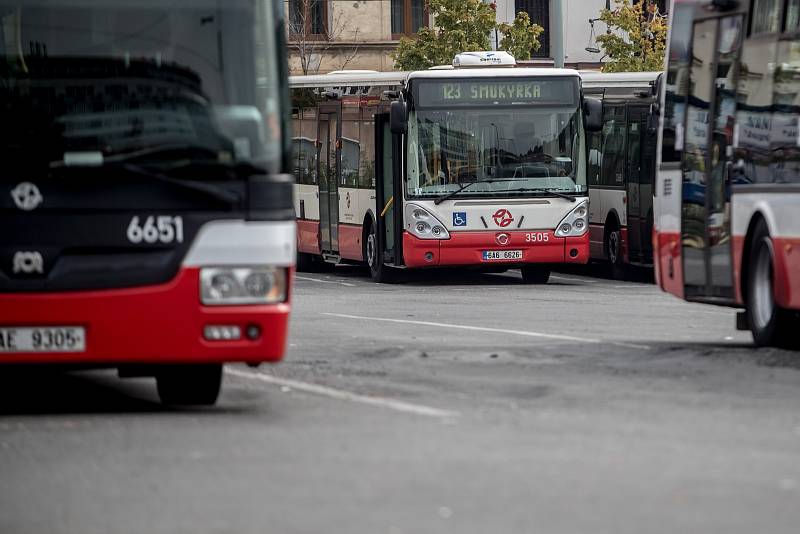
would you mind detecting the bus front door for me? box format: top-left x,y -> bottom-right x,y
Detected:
626,104 -> 654,264
318,105 -> 341,255
680,15 -> 743,300
375,112 -> 404,266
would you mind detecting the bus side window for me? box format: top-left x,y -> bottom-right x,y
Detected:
601,106 -> 626,186
588,131 -> 602,186
359,116 -> 376,189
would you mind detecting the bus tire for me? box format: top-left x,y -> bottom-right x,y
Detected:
605,223 -> 627,280
365,220 -> 394,283
156,364 -> 222,405
746,220 -> 798,349
297,251 -> 314,272
520,266 -> 550,284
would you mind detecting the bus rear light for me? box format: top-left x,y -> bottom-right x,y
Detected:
203,325 -> 242,341
405,203 -> 450,240
200,267 -> 287,305
555,200 -> 589,237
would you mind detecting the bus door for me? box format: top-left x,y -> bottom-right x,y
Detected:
625,104 -> 653,264
680,15 -> 743,299
318,103 -> 341,254
375,112 -> 404,266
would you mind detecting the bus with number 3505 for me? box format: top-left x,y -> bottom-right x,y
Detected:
290,52 -> 603,283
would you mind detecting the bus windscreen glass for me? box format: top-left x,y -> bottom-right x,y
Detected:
0,0 -> 284,175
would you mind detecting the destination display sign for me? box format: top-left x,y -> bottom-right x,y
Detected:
413,78 -> 578,108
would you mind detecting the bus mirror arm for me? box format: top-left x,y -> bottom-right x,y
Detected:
390,99 -> 408,135
583,98 -> 602,132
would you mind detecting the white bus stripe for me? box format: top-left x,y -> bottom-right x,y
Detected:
227,368 -> 459,419
321,312 -> 651,350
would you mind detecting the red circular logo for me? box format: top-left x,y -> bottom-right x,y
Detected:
492,208 -> 514,228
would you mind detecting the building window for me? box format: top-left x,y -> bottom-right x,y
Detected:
392,0 -> 428,37
515,0 -> 549,58
751,0 -> 782,34
289,0 -> 327,36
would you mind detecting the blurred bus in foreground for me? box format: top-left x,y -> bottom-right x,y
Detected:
654,0 -> 800,348
0,0 -> 296,403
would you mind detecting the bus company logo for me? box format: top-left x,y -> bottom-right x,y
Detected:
492,209 -> 514,228
12,251 -> 44,275
11,182 -> 43,211
452,212 -> 467,226
495,233 -> 510,246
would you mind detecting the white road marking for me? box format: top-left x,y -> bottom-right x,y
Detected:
295,275 -> 356,287
322,312 -> 650,350
227,368 -> 460,419
550,274 -> 598,283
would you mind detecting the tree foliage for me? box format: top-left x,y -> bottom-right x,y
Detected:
596,0 -> 667,73
498,12 -> 543,61
392,0 -> 542,71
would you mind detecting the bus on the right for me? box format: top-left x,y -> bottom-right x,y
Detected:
654,0 -> 800,348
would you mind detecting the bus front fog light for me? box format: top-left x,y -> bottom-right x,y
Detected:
560,223 -> 572,234
574,219 -> 585,231
246,325 -> 261,340
416,222 -> 429,233
432,225 -> 443,236
204,325 -> 242,341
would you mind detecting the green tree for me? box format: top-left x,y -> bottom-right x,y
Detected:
392,0 -> 542,71
596,0 -> 667,73
498,12 -> 543,61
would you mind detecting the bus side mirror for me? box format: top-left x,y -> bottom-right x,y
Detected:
390,100 -> 407,134
583,98 -> 602,132
647,103 -> 660,136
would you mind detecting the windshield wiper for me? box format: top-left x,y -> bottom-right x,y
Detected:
504,187 -> 577,202
433,179 -> 517,205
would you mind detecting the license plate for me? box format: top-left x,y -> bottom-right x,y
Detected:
0,327 -> 86,353
482,250 -> 523,261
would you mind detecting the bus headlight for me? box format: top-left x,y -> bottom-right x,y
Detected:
200,267 -> 287,305
405,203 -> 450,240
555,200 -> 589,237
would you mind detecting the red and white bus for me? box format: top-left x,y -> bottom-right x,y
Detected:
290,52 -> 602,283
582,71 -> 661,277
654,0 -> 800,347
0,0 -> 296,403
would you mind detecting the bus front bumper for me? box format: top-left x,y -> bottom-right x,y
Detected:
402,231 -> 589,268
0,267 -> 291,365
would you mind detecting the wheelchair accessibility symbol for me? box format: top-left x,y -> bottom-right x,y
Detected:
452,212 -> 467,227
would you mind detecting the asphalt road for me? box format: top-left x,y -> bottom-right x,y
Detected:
3,265 -> 800,534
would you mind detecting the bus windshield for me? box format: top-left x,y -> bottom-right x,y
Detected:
406,77 -> 586,199
0,0 -> 284,176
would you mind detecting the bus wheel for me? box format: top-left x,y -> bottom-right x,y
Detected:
606,225 -> 626,280
746,220 -> 798,349
520,266 -> 550,284
156,364 -> 222,405
297,252 -> 314,272
365,221 -> 395,283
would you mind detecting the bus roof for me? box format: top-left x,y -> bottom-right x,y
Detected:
407,67 -> 581,81
579,71 -> 661,90
289,67 -> 582,89
289,71 -> 407,88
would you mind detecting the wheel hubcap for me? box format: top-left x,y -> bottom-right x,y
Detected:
752,240 -> 775,330
608,231 -> 620,264
366,232 -> 376,268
